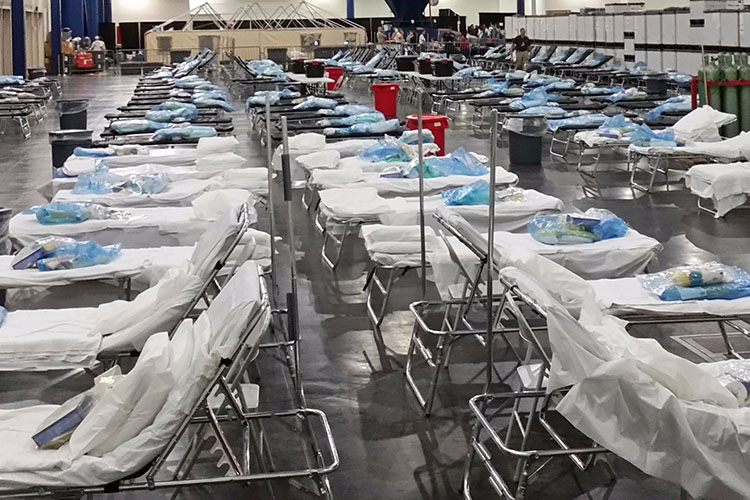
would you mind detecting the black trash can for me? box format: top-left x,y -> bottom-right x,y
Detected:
645,74 -> 668,96
396,55 -> 417,72
49,129 -> 93,168
56,99 -> 89,130
418,58 -> 432,74
506,115 -> 546,165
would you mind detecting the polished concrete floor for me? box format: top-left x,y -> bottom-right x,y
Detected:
0,71 -> 748,499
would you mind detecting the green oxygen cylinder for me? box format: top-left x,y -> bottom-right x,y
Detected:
722,53 -> 740,137
706,55 -> 723,110
698,53 -> 710,107
738,53 -> 750,132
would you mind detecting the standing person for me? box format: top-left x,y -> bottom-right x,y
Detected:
90,36 -> 107,71
376,26 -> 386,47
406,30 -> 415,44
418,29 -> 427,46
511,27 -> 531,70
393,28 -> 404,43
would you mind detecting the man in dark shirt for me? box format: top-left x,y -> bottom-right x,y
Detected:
511,28 -> 531,70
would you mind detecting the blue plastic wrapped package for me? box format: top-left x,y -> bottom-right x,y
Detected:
399,129 -> 435,145
645,96 -> 691,120
667,71 -> 693,87
11,236 -> 120,271
544,79 -> 575,90
476,81 -> 509,98
406,147 -> 488,178
248,59 -> 284,76
0,75 -> 24,85
510,87 -> 557,110
192,89 -> 230,102
581,84 -> 623,95
547,113 -> 609,131
110,119 -> 166,134
246,93 -> 280,111
151,125 -> 217,142
442,180 -> 492,205
365,50 -> 386,69
173,78 -> 211,89
629,123 -> 677,147
597,114 -> 636,135
518,105 -> 566,118
145,102 -> 199,122
527,208 -> 628,245
319,112 -> 384,127
193,83 -> 222,92
192,97 -> 237,112
73,147 -> 112,158
584,53 -> 609,68
565,48 -> 587,64
638,263 -> 750,301
324,118 -> 400,137
318,104 -> 375,117
359,138 -> 410,162
125,172 -> 169,194
27,202 -> 129,225
0,306 -> 6,327
293,96 -> 339,110
524,77 -> 560,88
72,170 -> 125,194
37,239 -> 120,271
607,88 -> 647,102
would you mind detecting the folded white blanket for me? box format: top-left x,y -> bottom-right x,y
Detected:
685,162 -> 750,212
361,225 -> 438,255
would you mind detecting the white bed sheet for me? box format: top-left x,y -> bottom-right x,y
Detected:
685,162 -> 750,217
574,131 -> 630,148
0,247 -> 191,288
62,149 -> 199,175
53,178 -> 219,208
630,132 -> 750,160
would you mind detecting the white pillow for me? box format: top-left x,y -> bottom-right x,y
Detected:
297,150 -> 341,170
195,152 -> 247,171
191,189 -> 253,221
68,333 -> 175,458
196,136 -> 239,155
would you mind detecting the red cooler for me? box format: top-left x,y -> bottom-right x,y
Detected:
326,66 -> 344,90
372,83 -> 399,119
406,114 -> 450,156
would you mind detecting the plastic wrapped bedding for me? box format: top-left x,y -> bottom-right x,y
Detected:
672,106 -> 737,143
324,118 -> 400,137
381,189 -> 565,230
547,114 -> 609,131
428,223 -> 660,299
311,166 -> 518,195
515,273 -> 750,500
62,149 -> 201,175
631,131 -> 750,159
685,162 -> 750,217
10,194 -> 257,249
52,178 -> 220,207
519,105 -> 566,118
645,95 -> 691,120
0,264 -> 268,488
574,130 -> 631,148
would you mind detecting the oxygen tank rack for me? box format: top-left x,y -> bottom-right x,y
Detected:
690,77 -> 750,109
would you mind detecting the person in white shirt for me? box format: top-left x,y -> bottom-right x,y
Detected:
91,36 -> 106,52
418,31 -> 427,45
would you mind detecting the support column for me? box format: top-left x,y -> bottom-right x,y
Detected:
51,0 -> 62,75
347,0 -> 354,19
11,0 -> 26,77
62,0 -> 85,37
103,0 -> 112,23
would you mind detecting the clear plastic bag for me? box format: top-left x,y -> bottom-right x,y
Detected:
597,113 -> 636,135
581,84 -> 624,95
151,125 -> 217,142
510,87 -> 557,110
318,104 -> 376,117
145,103 -> 199,123
110,119 -> 166,134
607,87 -> 647,102
702,360 -> 750,406
32,366 -> 122,449
518,105 -> 566,118
358,137 -> 410,162
318,112 -> 384,127
629,123 -> 677,147
406,147 -> 488,178
325,118 -> 400,136
73,147 -> 113,158
399,129 -> 435,145
527,208 -> 628,245
637,263 -> 750,301
72,170 -> 126,194
293,96 -> 339,110
547,113 -> 609,131
0,75 -> 24,85
192,97 -> 236,112
246,93 -> 280,111
645,96 -> 691,120
441,182 -> 525,206
27,202 -> 130,225
11,236 -> 121,271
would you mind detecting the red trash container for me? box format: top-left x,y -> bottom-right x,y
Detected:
372,83 -> 399,119
325,66 -> 344,90
406,114 -> 450,156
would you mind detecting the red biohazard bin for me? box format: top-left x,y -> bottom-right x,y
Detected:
406,114 -> 450,156
372,83 -> 399,119
326,66 -> 344,91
